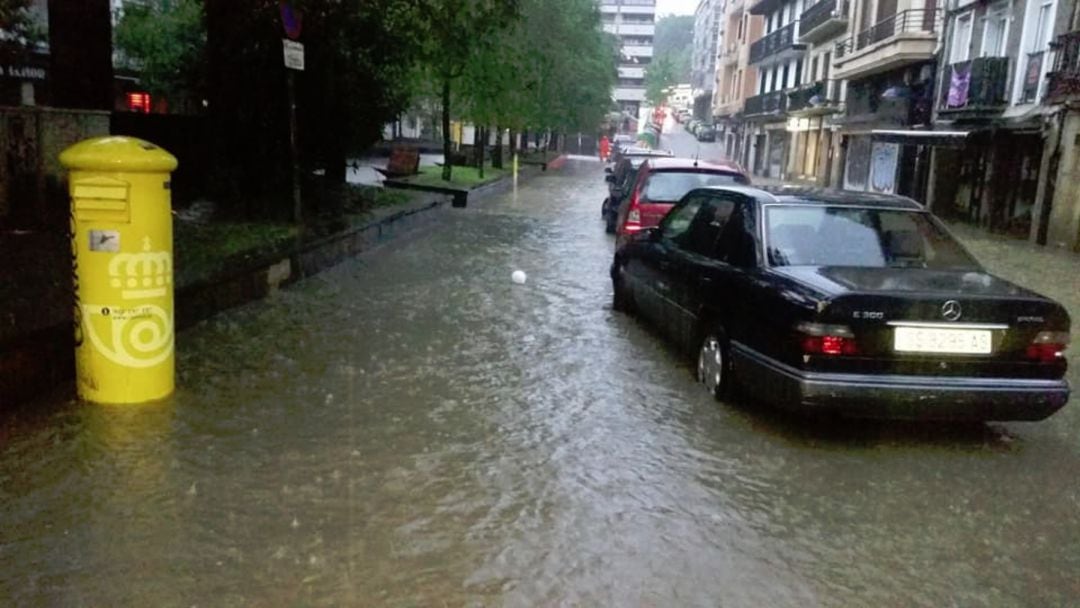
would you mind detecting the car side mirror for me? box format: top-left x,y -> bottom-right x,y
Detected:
604,166 -> 613,174
605,174 -> 616,183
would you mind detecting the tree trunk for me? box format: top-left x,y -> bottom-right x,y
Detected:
441,77 -> 452,182
477,126 -> 485,179
493,125 -> 504,169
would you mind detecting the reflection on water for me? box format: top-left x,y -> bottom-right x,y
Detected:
2,161 -> 1080,606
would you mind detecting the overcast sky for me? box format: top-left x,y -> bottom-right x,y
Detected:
656,0 -> 697,17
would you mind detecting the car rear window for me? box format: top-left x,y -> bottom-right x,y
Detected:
642,170 -> 747,202
765,205 -> 980,269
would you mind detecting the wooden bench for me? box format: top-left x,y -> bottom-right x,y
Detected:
374,146 -> 420,178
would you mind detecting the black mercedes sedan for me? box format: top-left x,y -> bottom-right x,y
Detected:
610,186 -> 1071,421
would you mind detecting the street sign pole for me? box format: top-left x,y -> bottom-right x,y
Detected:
287,69 -> 300,224
282,38 -> 304,224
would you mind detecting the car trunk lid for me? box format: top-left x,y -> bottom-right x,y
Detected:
777,266 -> 1070,378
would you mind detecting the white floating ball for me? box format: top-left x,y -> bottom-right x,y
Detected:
511,270 -> 527,285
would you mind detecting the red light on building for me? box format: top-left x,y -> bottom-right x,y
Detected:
127,92 -> 151,113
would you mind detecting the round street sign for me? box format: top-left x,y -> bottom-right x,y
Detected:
280,1 -> 302,40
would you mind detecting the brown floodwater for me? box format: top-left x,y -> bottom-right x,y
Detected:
2,160 -> 1079,606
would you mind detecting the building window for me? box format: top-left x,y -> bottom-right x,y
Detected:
981,3 -> 1009,57
1015,0 -> 1055,103
1033,0 -> 1053,49
950,11 -> 973,64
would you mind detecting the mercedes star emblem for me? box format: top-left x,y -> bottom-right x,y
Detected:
941,300 -> 962,321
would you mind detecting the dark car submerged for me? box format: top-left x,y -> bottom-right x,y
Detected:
611,186 -> 1071,421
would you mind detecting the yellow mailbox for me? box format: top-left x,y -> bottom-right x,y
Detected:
60,137 -> 178,404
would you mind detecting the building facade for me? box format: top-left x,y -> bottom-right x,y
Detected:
830,0 -> 941,201
601,0 -> 657,117
784,0 -> 849,185
1034,0 -> 1080,250
744,0 -> 809,179
927,0 -> 1059,241
692,0 -> 724,119
714,0 -> 765,164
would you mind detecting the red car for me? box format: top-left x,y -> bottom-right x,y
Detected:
614,158 -> 750,246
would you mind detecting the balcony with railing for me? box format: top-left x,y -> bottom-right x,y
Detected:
719,43 -> 739,64
749,22 -> 806,66
833,8 -> 939,80
938,56 -> 1009,115
787,80 -> 839,114
1046,31 -> 1080,103
799,0 -> 849,43
744,90 -> 788,117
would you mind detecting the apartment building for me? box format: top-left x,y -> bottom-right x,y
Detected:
713,0 -> 764,163
600,0 -> 657,117
784,0 -> 850,185
692,0 -> 724,119
1030,0 -> 1080,250
706,0 -> 1080,251
744,0 -> 809,179
926,0 -> 1059,242
830,0 -> 941,200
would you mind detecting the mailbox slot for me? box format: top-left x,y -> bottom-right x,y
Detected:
72,178 -> 130,224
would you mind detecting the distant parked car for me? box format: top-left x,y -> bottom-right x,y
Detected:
696,124 -> 717,142
602,149 -> 675,233
613,157 -> 750,247
611,186 -> 1071,421
687,120 -> 701,135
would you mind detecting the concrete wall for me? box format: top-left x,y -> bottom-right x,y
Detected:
0,106 -> 110,231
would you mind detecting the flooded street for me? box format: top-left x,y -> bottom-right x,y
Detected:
3,161 -> 1080,607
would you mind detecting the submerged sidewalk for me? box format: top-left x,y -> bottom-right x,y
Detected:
0,161 -> 558,408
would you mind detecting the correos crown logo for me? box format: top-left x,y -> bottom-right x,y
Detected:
83,237 -> 174,368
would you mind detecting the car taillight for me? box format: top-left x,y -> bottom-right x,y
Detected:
1025,331 -> 1069,363
798,322 -> 858,356
623,192 -> 642,233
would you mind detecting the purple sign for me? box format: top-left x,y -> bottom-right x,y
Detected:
947,63 -> 971,108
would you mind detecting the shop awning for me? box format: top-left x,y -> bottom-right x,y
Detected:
870,128 -> 980,147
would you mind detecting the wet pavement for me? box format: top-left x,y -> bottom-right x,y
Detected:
660,115 -> 728,162
3,161 -> 1080,606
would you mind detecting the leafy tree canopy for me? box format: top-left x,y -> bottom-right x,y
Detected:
114,0 -> 206,104
645,53 -> 677,106
0,0 -> 45,47
654,15 -> 692,82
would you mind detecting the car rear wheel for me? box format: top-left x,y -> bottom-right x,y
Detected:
697,326 -> 732,400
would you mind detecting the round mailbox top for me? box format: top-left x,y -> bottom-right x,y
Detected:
60,136 -> 178,173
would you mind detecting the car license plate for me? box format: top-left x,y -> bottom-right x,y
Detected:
893,327 -> 992,355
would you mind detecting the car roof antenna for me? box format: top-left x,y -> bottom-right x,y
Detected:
694,142 -> 700,167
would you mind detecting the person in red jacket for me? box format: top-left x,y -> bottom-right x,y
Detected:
599,135 -> 611,162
